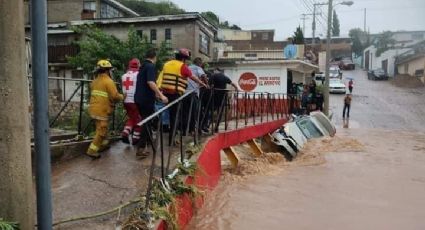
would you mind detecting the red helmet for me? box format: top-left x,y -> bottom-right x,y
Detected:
128,58 -> 140,71
176,48 -> 191,60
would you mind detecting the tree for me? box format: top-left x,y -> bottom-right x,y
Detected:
349,28 -> 366,57
375,31 -> 396,57
201,11 -> 220,27
292,26 -> 304,44
68,26 -> 172,80
119,0 -> 185,16
332,10 -> 340,37
200,11 -> 241,30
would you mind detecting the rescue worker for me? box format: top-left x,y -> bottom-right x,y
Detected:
157,48 -> 208,145
87,60 -> 123,158
121,58 -> 142,144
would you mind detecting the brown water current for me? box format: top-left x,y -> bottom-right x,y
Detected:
187,128 -> 425,230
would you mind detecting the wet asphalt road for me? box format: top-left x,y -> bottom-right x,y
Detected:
188,69 -> 425,230
330,69 -> 425,131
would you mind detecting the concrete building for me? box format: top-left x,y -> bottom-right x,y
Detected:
69,13 -> 217,60
25,13 -> 217,106
24,0 -> 139,24
217,29 -> 288,51
396,41 -> 425,83
363,30 -> 425,75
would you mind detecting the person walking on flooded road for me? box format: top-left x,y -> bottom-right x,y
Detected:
343,93 -> 352,118
348,79 -> 354,94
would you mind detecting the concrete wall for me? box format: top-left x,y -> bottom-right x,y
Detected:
24,0 -> 85,24
392,32 -> 425,42
98,20 -> 214,61
364,46 -> 411,77
397,56 -> 425,76
218,29 -> 251,41
221,63 -> 288,94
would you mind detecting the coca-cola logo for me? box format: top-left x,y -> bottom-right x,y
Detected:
238,72 -> 257,92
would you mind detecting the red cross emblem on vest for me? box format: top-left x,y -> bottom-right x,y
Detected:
123,77 -> 134,90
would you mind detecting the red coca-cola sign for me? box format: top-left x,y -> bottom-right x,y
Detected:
238,72 -> 257,92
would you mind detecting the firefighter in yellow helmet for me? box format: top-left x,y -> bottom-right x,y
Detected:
86,60 -> 123,158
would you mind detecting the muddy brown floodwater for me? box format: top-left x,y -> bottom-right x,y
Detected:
188,69 -> 425,230
188,129 -> 425,230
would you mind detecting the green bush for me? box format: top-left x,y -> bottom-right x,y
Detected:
0,219 -> 19,230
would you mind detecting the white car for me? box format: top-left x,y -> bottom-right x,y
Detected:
329,66 -> 342,79
329,79 -> 346,94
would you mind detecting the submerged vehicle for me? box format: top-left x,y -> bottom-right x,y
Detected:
271,112 -> 335,160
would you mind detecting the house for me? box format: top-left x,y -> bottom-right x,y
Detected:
68,13 -> 217,60
24,0 -> 139,24
363,30 -> 425,75
25,13 -> 217,105
396,41 -> 425,83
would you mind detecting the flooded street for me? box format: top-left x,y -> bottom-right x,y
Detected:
188,70 -> 425,230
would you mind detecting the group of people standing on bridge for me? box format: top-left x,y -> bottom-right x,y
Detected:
86,48 -> 237,159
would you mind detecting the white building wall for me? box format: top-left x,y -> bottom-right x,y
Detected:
222,63 -> 288,94
218,29 -> 251,41
364,46 -> 411,77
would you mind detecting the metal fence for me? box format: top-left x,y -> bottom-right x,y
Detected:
42,76 -> 298,223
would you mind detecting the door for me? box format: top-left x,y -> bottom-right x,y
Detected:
382,59 -> 388,74
365,50 -> 370,70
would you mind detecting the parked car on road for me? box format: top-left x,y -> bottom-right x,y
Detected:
314,73 -> 325,85
329,79 -> 346,94
367,69 -> 389,80
330,66 -> 342,79
339,58 -> 355,70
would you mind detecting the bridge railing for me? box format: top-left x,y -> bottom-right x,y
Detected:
40,76 -> 300,225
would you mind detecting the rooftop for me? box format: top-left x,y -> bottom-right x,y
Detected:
69,13 -> 218,31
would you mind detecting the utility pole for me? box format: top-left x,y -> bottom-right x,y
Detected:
0,0 -> 35,229
364,8 -> 367,32
324,0 -> 333,116
312,3 -> 326,45
32,0 -> 53,229
301,14 -> 309,36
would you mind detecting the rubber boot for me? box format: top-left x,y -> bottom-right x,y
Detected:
86,143 -> 101,159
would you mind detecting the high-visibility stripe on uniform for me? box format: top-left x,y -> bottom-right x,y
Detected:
89,143 -> 99,151
161,73 -> 188,95
91,90 -> 108,98
159,60 -> 188,95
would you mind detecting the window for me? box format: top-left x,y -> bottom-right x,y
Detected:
100,3 -> 123,18
262,33 -> 269,41
165,28 -> 172,49
245,53 -> 257,58
150,29 -> 157,43
165,28 -> 172,40
137,30 -> 143,38
199,31 -> 210,55
83,0 -> 96,11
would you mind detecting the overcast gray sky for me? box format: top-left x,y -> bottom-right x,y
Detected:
171,0 -> 425,40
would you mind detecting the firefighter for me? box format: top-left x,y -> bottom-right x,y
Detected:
157,48 -> 208,145
121,58 -> 142,144
86,60 -> 123,158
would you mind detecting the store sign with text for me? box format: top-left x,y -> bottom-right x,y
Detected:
238,72 -> 281,92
